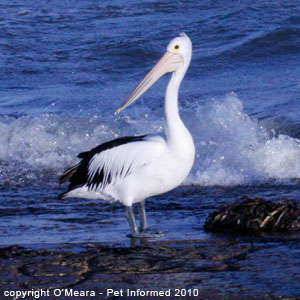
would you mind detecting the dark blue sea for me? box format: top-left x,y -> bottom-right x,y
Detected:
1,0 -> 300,246
1,1 -> 300,297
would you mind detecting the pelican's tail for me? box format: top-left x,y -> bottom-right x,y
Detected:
58,163 -> 81,199
59,163 -> 80,184
58,191 -> 68,200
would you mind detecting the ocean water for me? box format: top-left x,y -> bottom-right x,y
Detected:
0,0 -> 300,245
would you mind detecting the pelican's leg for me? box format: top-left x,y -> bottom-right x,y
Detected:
125,205 -> 163,238
125,206 -> 139,237
138,200 -> 147,232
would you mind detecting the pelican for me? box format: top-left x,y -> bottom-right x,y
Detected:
59,33 -> 195,238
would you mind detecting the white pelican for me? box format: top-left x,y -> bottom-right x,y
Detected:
59,33 -> 195,238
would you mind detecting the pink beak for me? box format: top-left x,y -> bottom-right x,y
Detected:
116,51 -> 183,114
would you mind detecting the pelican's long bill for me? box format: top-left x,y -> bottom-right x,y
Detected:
116,51 -> 183,114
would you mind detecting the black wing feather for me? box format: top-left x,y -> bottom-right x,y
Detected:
58,135 -> 147,198
77,135 -> 147,160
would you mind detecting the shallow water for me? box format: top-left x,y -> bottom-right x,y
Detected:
1,3 -> 300,298
0,1 -> 300,247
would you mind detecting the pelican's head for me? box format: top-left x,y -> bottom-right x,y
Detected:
116,33 -> 192,114
166,32 -> 192,70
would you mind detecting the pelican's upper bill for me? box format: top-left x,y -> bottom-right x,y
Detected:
116,33 -> 192,114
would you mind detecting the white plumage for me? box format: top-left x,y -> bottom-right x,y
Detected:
59,33 -> 195,238
66,135 -> 167,205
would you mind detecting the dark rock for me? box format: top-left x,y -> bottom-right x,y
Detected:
0,238 -> 299,299
204,196 -> 300,234
0,245 -> 27,259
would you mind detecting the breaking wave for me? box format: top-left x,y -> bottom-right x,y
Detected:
1,93 -> 300,187
188,93 -> 300,185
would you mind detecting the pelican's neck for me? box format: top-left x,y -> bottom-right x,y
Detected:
164,67 -> 193,151
165,71 -> 182,126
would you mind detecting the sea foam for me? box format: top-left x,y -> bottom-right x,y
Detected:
189,93 -> 300,185
1,93 -> 300,186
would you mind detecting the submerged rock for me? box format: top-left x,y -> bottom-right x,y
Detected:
204,196 -> 300,234
0,240 -> 253,300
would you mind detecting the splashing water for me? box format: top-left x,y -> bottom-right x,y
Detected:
189,93 -> 300,185
0,93 -> 300,187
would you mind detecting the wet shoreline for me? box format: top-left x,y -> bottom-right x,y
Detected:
1,236 -> 299,300
1,187 -> 300,299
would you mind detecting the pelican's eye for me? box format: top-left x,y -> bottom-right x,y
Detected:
173,44 -> 180,52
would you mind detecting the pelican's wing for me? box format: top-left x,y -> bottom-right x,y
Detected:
59,134 -> 166,198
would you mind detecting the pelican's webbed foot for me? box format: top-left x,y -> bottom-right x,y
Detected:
127,229 -> 164,239
125,205 -> 163,239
